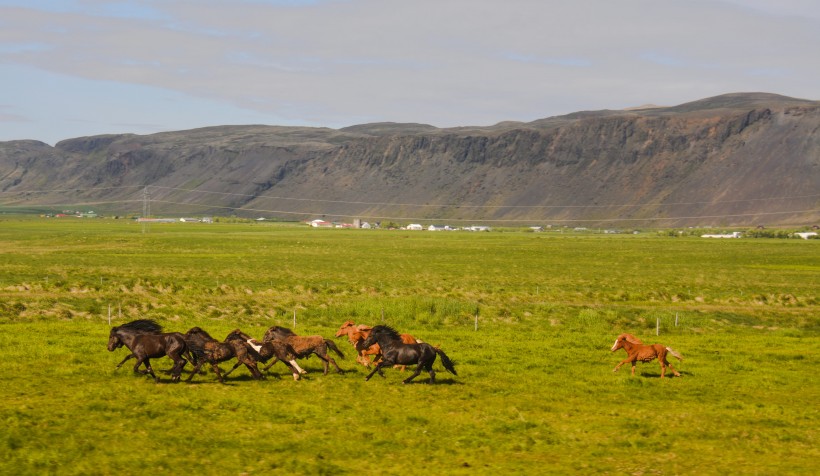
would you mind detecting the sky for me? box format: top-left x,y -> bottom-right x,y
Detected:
1,0 -> 819,145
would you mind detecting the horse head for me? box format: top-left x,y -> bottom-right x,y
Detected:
265,326 -> 296,342
611,333 -> 640,352
362,325 -> 402,348
107,328 -> 124,351
335,320 -> 356,337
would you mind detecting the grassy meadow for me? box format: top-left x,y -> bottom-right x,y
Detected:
0,218 -> 817,475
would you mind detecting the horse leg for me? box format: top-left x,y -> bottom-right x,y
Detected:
245,363 -> 264,380
222,360 -> 248,378
630,361 -> 636,376
276,360 -> 301,381
262,357 -> 280,371
365,362 -> 386,381
402,364 -> 424,384
661,357 -> 681,378
327,355 -> 344,374
314,351 -> 331,375
169,353 -> 187,382
142,359 -> 159,382
211,363 -> 225,383
613,357 -> 632,373
115,353 -> 135,369
186,361 -> 205,382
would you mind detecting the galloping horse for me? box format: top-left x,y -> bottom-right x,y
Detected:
108,319 -> 163,369
107,319 -> 188,382
335,320 -> 419,369
262,326 -> 345,375
611,333 -> 683,378
222,329 -> 305,381
183,327 -> 263,383
361,325 -> 457,384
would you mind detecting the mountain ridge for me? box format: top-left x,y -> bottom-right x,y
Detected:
2,92 -> 818,226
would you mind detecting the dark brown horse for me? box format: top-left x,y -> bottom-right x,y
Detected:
107,319 -> 188,382
262,326 -> 345,375
183,327 -> 263,382
222,329 -> 305,381
108,319 -> 163,369
361,325 -> 456,384
611,333 -> 683,378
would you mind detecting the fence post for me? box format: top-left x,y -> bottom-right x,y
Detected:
293,309 -> 297,328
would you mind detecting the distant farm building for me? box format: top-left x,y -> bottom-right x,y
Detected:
701,232 -> 742,238
407,224 -> 424,230
309,219 -> 333,228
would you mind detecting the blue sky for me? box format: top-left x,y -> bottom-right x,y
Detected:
1,0 -> 818,144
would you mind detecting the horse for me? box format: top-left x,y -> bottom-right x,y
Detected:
262,326 -> 345,375
222,329 -> 306,381
611,333 -> 683,378
107,319 -> 163,369
107,319 -> 188,382
183,327 -> 263,383
335,320 -> 419,369
360,325 -> 457,384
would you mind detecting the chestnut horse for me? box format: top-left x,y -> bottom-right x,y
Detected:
611,333 -> 683,378
183,327 -> 263,383
335,320 -> 418,369
361,325 -> 456,384
107,319 -> 188,382
262,326 -> 345,375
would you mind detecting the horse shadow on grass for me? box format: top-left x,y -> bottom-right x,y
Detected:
639,370 -> 693,379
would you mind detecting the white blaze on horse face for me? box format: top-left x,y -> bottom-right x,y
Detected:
611,339 -> 620,352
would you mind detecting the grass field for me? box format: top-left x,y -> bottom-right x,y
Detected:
0,218 -> 817,475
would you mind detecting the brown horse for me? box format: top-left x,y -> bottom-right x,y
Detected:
335,320 -> 419,369
262,326 -> 345,375
222,329 -> 306,381
611,333 -> 683,378
107,320 -> 188,382
183,327 -> 263,383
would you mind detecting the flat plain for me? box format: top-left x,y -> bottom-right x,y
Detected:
0,218 -> 817,475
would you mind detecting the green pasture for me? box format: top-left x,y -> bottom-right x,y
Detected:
0,218 -> 817,475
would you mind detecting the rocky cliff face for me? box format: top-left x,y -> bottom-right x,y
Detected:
1,93 -> 818,226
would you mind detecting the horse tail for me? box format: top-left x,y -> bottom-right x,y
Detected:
325,339 -> 345,359
435,348 -> 457,376
666,347 -> 684,361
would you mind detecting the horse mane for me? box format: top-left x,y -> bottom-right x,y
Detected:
370,325 -> 402,341
270,326 -> 297,337
117,319 -> 163,334
225,329 -> 251,341
186,326 -> 214,340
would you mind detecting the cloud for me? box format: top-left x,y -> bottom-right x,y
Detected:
0,0 -> 818,143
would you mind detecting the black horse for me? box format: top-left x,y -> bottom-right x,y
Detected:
183,327 -> 263,383
107,319 -> 188,382
361,325 -> 457,384
222,329 -> 306,381
108,319 -> 163,369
